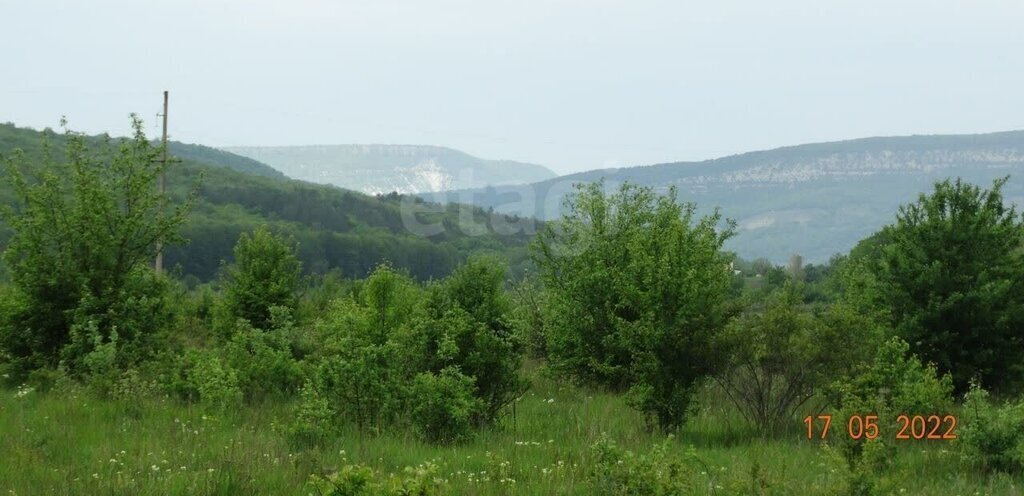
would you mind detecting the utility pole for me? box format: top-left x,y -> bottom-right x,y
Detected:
155,90 -> 168,275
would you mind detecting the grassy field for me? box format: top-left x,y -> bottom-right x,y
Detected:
0,365 -> 1019,495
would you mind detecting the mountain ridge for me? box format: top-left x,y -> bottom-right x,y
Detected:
428,130 -> 1024,264
224,144 -> 556,195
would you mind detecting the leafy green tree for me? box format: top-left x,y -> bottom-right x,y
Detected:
0,118 -> 194,375
221,225 -> 302,331
872,177 -> 1024,393
533,181 -> 736,429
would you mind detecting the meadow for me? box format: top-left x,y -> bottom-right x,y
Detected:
1,363 -> 1019,495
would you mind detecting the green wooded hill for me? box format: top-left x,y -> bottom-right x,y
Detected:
432,131 -> 1024,263
0,123 -> 532,282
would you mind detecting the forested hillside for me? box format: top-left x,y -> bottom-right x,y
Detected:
433,131 -> 1024,263
0,123 -> 533,282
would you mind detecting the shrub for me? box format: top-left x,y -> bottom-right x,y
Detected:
401,258 -> 526,426
222,318 -> 304,402
221,225 -> 302,332
0,118 -> 194,373
533,182 -> 735,429
79,323 -> 120,397
110,368 -> 161,402
305,268 -> 416,436
358,263 -> 419,343
408,367 -> 484,444
306,260 -> 524,442
184,350 -> 243,411
315,342 -> 404,433
0,285 -> 33,383
715,288 -> 880,433
308,461 -> 448,496
588,435 -> 696,495
61,267 -> 172,377
830,337 -> 954,470
285,380 -> 335,448
508,276 -> 550,359
960,384 -> 1024,474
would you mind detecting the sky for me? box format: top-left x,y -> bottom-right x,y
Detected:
2,0 -> 1023,175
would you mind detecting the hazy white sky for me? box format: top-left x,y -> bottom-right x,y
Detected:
2,0 -> 1022,174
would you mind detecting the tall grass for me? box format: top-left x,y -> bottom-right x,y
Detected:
0,367 -> 1019,495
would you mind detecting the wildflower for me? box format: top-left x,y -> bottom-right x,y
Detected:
208,468 -> 215,473
151,465 -> 160,472
14,385 -> 34,398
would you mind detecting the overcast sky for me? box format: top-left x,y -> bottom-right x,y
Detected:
2,1 -> 1022,174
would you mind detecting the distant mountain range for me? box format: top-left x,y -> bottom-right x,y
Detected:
223,145 -> 556,195
426,131 -> 1024,263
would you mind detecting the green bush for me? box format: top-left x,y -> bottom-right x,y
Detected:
61,267 -> 172,378
830,337 -> 954,471
357,263 -> 420,343
400,258 -> 526,426
222,318 -> 304,402
285,380 -> 335,448
307,261 -> 523,443
303,267 -> 414,437
308,461 -> 448,496
315,342 -> 404,433
960,384 -> 1024,474
110,368 -> 161,402
183,350 -> 243,412
588,436 -> 696,495
221,225 -> 303,332
0,119 -> 194,375
79,323 -> 120,397
715,288 -> 880,433
508,276 -> 551,359
533,182 -> 735,429
0,285 -> 31,383
408,367 -> 484,444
